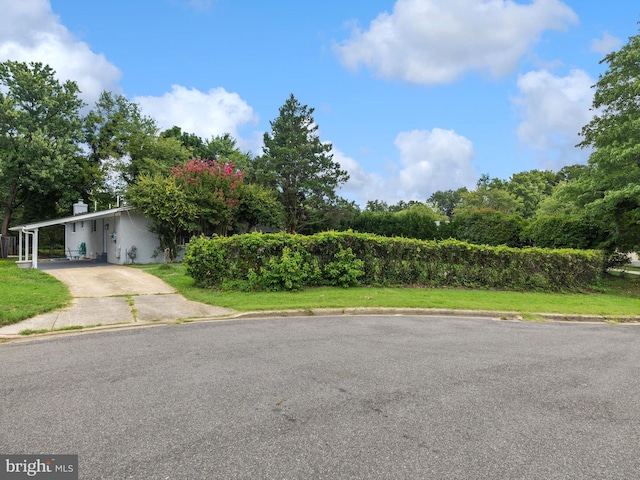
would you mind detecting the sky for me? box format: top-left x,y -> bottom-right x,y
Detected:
0,0 -> 637,206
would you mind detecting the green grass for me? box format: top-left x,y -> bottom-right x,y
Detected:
3,258 -> 639,330
0,259 -> 71,326
138,263 -> 640,318
19,324 -> 104,335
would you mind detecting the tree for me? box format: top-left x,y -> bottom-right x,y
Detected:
235,183 -> 284,233
504,170 -> 558,218
128,157 -> 245,258
84,92 -> 168,204
578,26 -> 640,251
126,174 -> 197,260
428,188 -> 468,219
0,61 -> 86,235
365,200 -> 389,213
161,127 -> 252,170
252,94 -> 349,233
456,185 -> 524,216
170,158 -> 244,236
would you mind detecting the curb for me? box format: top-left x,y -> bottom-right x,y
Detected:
2,308 -> 638,344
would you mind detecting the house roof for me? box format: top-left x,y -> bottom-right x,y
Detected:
9,206 -> 133,231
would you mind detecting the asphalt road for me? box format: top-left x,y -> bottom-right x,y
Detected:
1,316 -> 639,479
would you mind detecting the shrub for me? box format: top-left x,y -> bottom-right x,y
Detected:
184,231 -> 604,292
324,247 -> 365,287
255,246 -> 311,291
524,215 -> 608,250
451,208 -> 527,247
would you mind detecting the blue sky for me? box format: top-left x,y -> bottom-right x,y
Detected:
1,0 -> 637,206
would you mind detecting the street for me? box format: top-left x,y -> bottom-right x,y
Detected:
1,316 -> 639,479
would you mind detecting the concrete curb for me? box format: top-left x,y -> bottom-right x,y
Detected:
2,308 -> 638,344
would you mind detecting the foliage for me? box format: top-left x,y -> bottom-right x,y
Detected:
577,27 -> 640,251
504,170 -> 558,218
365,200 -> 390,213
161,127 -> 253,171
347,204 -> 441,240
252,94 -> 349,233
235,183 -> 284,232
525,215 -> 609,250
323,247 -> 365,287
126,174 -> 197,259
184,231 -> 604,292
129,157 -> 244,257
451,208 -> 527,247
428,188 -> 468,219
84,91 -> 163,204
143,262 -> 640,318
457,185 -> 524,216
252,246 -> 312,291
0,61 -> 87,235
171,158 -> 244,235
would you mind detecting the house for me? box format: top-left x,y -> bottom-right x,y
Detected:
9,201 -> 165,269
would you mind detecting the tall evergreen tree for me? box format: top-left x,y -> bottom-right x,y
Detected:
252,94 -> 349,233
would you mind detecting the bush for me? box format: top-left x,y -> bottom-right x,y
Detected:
324,247 -> 365,287
524,215 -> 608,250
347,205 -> 440,240
451,208 -> 527,247
254,246 -> 312,291
184,231 -> 604,292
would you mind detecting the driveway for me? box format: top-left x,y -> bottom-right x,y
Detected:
0,263 -> 233,336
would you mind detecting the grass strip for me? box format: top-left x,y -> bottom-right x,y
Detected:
139,264 -> 640,317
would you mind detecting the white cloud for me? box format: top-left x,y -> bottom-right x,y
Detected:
513,69 -> 594,169
134,85 -> 260,151
336,128 -> 477,205
395,129 -> 477,198
590,32 -> 622,55
333,148 -> 387,205
334,0 -> 577,85
0,0 -> 121,105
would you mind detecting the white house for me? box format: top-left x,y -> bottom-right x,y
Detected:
9,201 -> 165,269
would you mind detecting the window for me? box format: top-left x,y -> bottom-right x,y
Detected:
71,223 -> 76,233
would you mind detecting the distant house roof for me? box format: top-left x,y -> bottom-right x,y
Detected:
9,206 -> 133,232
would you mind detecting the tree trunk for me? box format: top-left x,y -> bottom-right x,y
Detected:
1,181 -> 18,237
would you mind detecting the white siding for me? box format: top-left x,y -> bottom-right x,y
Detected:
116,211 -> 162,264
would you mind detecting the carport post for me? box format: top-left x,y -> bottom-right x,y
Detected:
18,230 -> 23,262
33,228 -> 38,269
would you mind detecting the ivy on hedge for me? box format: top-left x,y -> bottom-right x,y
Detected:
184,231 -> 604,292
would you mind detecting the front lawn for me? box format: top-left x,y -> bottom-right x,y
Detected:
0,259 -> 71,326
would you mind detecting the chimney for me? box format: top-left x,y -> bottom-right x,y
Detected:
73,200 -> 88,216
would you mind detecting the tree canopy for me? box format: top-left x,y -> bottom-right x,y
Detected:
0,61 -> 86,235
577,26 -> 640,251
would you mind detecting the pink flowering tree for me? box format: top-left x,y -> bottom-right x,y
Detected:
128,158 -> 244,260
171,158 -> 244,236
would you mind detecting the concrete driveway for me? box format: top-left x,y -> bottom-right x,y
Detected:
0,263 -> 233,336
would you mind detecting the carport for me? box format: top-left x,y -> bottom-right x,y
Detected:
9,205 -> 130,269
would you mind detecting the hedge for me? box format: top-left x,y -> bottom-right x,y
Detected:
524,215 -> 608,250
184,231 -> 604,292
